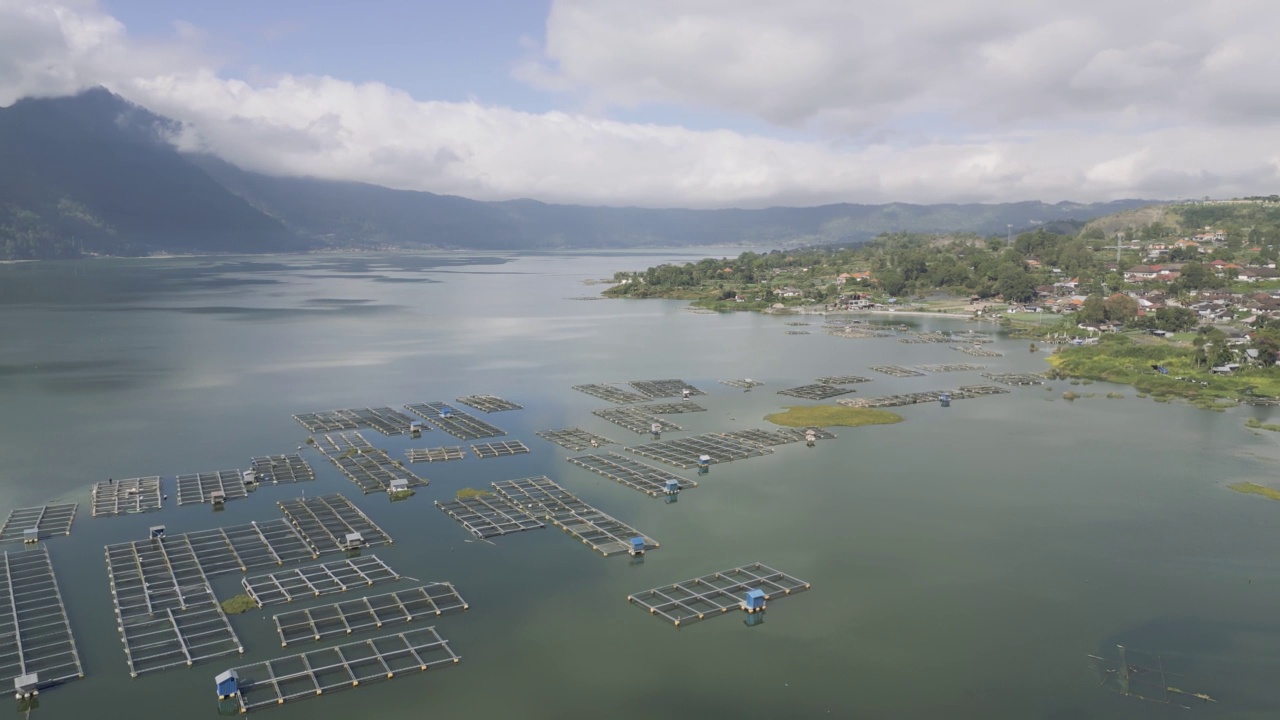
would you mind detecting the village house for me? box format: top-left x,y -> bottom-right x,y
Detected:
1238,268 -> 1280,282
1124,265 -> 1160,281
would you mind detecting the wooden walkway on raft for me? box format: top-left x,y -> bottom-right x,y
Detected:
242,555 -> 401,607
720,378 -> 765,389
493,476 -> 657,556
0,503 -> 77,543
536,427 -> 617,451
627,563 -> 812,627
176,469 -> 248,506
471,440 -> 530,459
92,476 -> 162,517
951,345 -> 1004,357
251,454 -> 316,484
776,384 -> 855,400
815,375 -> 870,385
572,383 -> 649,404
230,627 -> 460,712
277,494 -> 393,556
105,535 -> 243,677
721,427 -> 836,446
405,402 -> 506,440
869,365 -> 926,377
316,431 -> 372,455
434,495 -> 545,539
103,515 -> 341,674
272,584 -> 468,646
837,385 -> 1009,408
454,395 -> 522,413
567,452 -> 697,497
293,407 -> 417,435
982,372 -> 1047,385
406,446 -> 466,463
625,433 -> 775,469
0,548 -> 84,690
628,379 -> 706,399
916,363 -> 986,373
333,449 -> 426,494
592,407 -> 683,434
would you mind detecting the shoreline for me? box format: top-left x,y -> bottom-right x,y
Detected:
791,308 -> 997,322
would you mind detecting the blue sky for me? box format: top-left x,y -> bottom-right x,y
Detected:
2,0 -> 1278,207
102,0 -> 554,107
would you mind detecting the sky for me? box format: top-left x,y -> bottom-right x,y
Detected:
2,0 -> 1279,208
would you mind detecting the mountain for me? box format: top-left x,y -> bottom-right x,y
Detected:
195,154 -> 1153,249
0,89 -> 299,259
0,89 -> 1158,259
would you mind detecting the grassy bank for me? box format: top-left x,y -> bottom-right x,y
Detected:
765,405 -> 903,428
1047,335 -> 1280,403
1246,418 -> 1280,432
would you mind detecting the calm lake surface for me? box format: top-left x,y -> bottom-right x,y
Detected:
1,251 -> 1278,719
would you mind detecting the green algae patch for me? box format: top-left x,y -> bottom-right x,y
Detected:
456,487 -> 494,500
221,594 -> 257,614
1228,482 -> 1280,500
765,405 -> 903,428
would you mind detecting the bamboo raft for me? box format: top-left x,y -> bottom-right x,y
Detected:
230,628 -> 460,712
571,383 -> 649,404
175,470 -> 248,506
277,494 -> 394,556
567,452 -> 698,497
815,375 -> 871,385
869,365 -> 926,377
405,402 -> 506,440
0,503 -> 77,543
837,385 -> 1010,408
593,407 -> 683,434
493,476 -> 658,556
0,548 -> 84,689
625,433 -> 774,469
454,395 -> 523,413
536,428 -> 618,451
105,535 -> 243,677
628,379 -> 706,399
471,440 -> 530,459
242,555 -> 400,607
627,563 -> 811,627
405,446 -> 466,463
251,454 -> 316,484
92,476 -> 162,517
981,372 -> 1047,386
434,495 -> 545,539
272,584 -> 468,646
777,384 -> 855,400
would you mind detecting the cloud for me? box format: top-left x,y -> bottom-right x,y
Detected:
523,0 -> 1280,132
1,0 -> 1278,207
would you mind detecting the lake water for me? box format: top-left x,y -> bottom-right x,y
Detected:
1,252 -> 1278,719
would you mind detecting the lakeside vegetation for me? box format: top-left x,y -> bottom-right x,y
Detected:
765,406 -> 903,428
1227,482 -> 1280,501
1245,418 -> 1280,432
1047,333 -> 1280,403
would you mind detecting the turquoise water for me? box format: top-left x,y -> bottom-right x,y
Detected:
1,252 -> 1278,719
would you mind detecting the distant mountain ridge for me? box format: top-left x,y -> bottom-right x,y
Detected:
0,89 -> 1158,259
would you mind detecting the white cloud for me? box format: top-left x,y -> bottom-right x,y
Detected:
0,0 -> 1278,207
